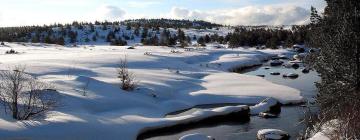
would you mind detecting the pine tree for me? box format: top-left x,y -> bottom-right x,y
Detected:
92,35 -> 97,42
69,31 -> 77,43
197,37 -> 205,46
307,1 -> 360,138
56,37 -> 65,45
141,27 -> 148,39
134,27 -> 140,36
204,35 -> 211,43
44,35 -> 53,44
160,29 -> 170,46
106,31 -> 115,42
126,24 -> 131,30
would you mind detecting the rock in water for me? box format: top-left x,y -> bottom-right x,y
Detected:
270,72 -> 280,75
250,98 -> 282,115
258,112 -> 278,118
283,73 -> 299,79
291,63 -> 300,69
257,129 -> 290,140
179,133 -> 215,140
270,60 -> 284,66
302,68 -> 310,73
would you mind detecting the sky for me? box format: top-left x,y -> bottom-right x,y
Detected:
0,0 -> 326,27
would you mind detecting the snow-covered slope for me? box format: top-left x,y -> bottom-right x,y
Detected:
0,42 -> 301,139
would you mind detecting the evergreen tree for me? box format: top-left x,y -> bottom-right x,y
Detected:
126,24 -> 131,30
106,31 -> 116,42
92,35 -> 97,42
204,35 -> 211,43
160,29 -> 170,46
89,24 -> 95,32
85,37 -> 90,43
69,31 -> 77,43
56,37 -> 65,45
44,35 -> 53,44
197,37 -> 205,46
265,37 -> 278,49
141,27 -> 148,39
134,27 -> 140,36
307,1 -> 360,139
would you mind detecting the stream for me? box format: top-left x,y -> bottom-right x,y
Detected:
144,57 -> 320,140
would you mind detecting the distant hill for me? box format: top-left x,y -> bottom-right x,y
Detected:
0,18 -> 308,48
123,19 -> 222,29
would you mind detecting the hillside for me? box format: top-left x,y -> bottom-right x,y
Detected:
0,19 -> 308,48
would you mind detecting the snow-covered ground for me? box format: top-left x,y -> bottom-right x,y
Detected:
0,42 -> 302,139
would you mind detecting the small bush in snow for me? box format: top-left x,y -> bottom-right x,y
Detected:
0,66 -> 59,120
117,56 -> 137,91
5,49 -> 18,54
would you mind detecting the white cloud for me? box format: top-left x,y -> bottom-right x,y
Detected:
170,7 -> 190,19
94,5 -> 126,21
169,6 -> 310,25
127,1 -> 161,8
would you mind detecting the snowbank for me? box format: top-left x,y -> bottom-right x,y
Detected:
138,105 -> 249,139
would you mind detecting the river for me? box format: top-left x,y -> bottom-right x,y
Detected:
144,58 -> 320,140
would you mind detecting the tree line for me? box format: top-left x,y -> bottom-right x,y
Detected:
0,19 -> 307,48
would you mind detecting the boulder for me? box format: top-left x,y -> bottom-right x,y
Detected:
257,129 -> 290,140
179,133 -> 215,140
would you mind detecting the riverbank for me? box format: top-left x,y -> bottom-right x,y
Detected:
0,43 -> 302,140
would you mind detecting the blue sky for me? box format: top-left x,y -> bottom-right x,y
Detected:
0,0 -> 326,27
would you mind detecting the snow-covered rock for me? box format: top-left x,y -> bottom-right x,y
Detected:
250,98 -> 281,115
179,133 -> 215,140
257,129 -> 290,140
258,112 -> 278,118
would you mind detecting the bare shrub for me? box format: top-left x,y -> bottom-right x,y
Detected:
0,66 -> 59,120
117,56 -> 137,91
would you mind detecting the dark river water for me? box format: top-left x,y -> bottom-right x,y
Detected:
145,59 -> 320,140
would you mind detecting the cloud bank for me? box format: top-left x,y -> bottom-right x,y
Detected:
94,5 -> 126,21
169,6 -> 310,25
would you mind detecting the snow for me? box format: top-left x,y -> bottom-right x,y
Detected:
250,98 -> 279,115
0,42 -> 302,139
308,120 -> 338,140
138,105 -> 249,136
308,132 -> 331,140
179,133 -> 214,140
